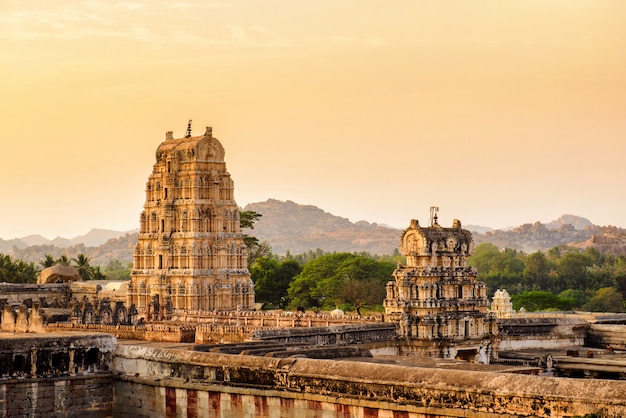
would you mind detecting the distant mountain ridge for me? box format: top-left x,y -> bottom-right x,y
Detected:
2,201 -> 626,264
243,199 -> 401,255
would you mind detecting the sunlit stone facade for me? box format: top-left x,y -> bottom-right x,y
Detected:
384,213 -> 498,361
491,289 -> 515,318
128,125 -> 254,319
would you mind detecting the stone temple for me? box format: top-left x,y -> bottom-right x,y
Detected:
127,123 -> 255,319
384,208 -> 498,361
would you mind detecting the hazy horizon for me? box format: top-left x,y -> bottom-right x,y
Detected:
2,1 -> 625,239
0,197 -> 597,241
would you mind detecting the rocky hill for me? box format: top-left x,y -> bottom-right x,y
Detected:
4,203 -> 626,265
243,199 -> 401,255
9,233 -> 137,266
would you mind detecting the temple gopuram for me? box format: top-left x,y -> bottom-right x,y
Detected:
384,208 -> 498,362
127,123 -> 255,319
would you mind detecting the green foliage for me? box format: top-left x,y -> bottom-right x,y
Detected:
102,259 -> 132,281
287,253 -> 395,312
251,257 -> 302,308
239,210 -> 265,265
469,244 -> 525,294
240,210 -> 261,248
73,253 -> 96,281
39,254 -> 55,268
510,291 -> 571,312
582,287 -> 625,312
0,253 -> 40,283
558,289 -> 588,309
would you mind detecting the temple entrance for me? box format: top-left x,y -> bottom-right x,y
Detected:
455,349 -> 477,362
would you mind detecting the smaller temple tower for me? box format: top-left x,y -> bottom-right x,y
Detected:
491,289 -> 515,318
384,209 -> 498,362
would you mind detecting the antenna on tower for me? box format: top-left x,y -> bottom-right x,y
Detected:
185,120 -> 192,138
429,206 -> 439,227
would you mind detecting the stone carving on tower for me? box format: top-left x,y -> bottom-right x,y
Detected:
384,209 -> 498,362
128,123 -> 255,320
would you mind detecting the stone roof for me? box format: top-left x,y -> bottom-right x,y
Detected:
400,218 -> 475,257
155,126 -> 225,163
37,264 -> 81,284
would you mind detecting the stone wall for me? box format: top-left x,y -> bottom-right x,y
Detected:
587,324 -> 626,349
251,323 -> 397,346
0,333 -> 116,417
0,283 -> 70,307
48,322 -> 196,343
497,317 -> 587,351
0,376 -> 113,418
113,344 -> 626,417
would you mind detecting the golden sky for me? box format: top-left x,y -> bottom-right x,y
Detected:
2,0 -> 626,239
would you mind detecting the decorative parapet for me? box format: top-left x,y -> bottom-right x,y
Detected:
0,333 -> 116,379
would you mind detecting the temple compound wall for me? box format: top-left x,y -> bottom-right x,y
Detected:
128,124 -> 254,319
114,344 -> 626,417
384,214 -> 498,361
0,333 -> 116,417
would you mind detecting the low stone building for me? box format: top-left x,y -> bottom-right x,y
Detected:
384,211 -> 498,361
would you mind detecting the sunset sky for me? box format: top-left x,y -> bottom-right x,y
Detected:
2,1 -> 626,240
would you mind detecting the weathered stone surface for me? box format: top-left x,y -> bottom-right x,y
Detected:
37,264 -> 81,284
114,344 -> 626,417
384,215 -> 498,361
128,124 -> 254,319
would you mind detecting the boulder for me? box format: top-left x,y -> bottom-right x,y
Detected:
38,265 -> 81,284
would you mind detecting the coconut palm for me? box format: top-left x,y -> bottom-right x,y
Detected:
39,254 -> 56,268
72,253 -> 95,281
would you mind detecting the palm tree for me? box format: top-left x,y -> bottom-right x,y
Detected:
72,253 -> 95,281
39,254 -> 56,269
57,255 -> 70,266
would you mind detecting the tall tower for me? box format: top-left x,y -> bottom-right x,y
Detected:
128,125 -> 255,320
384,212 -> 498,361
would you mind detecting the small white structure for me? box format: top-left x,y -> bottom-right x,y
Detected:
491,289 -> 515,318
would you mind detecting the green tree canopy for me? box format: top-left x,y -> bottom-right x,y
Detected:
251,257 -> 302,308
0,253 -> 40,283
287,253 -> 394,312
582,287 -> 625,312
510,290 -> 567,312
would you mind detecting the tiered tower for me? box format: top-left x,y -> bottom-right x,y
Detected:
384,210 -> 498,362
128,124 -> 254,320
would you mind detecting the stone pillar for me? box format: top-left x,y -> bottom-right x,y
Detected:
30,346 -> 37,377
69,343 -> 76,376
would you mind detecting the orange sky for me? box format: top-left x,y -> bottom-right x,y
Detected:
2,1 -> 626,240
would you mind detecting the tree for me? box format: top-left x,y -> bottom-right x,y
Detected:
240,210 -> 262,247
558,289 -> 588,310
57,255 -> 70,266
39,254 -> 56,269
251,257 -> 301,308
556,252 -> 592,292
72,253 -> 96,281
582,287 -> 624,312
239,210 -> 265,266
102,260 -> 132,281
247,241 -> 272,267
0,253 -> 39,284
340,276 -> 387,315
511,290 -> 565,312
523,251 -> 550,289
287,253 -> 394,311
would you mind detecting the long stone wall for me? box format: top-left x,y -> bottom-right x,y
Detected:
113,344 -> 626,417
0,333 -> 116,417
0,375 -> 113,417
